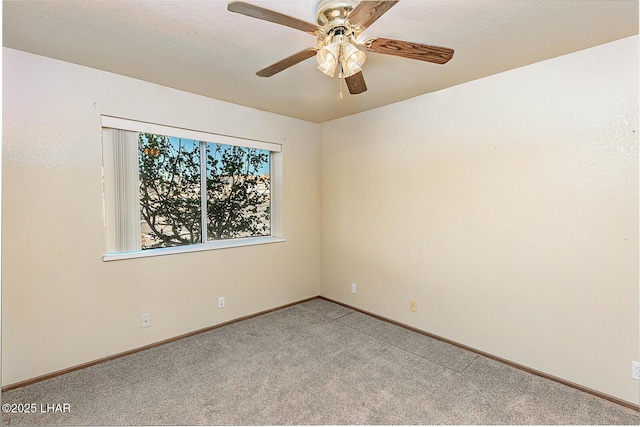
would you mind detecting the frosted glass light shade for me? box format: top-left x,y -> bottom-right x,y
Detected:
316,42 -> 340,77
341,43 -> 366,77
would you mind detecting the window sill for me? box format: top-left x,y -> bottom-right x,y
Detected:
103,236 -> 286,261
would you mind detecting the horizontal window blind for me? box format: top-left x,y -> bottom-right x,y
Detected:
102,116 -> 281,153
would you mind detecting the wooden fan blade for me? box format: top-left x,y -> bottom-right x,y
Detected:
256,48 -> 317,77
348,1 -> 399,30
365,37 -> 454,64
228,1 -> 317,34
345,71 -> 367,95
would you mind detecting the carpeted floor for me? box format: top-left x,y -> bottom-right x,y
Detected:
2,298 -> 639,425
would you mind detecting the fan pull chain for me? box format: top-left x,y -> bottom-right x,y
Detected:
338,53 -> 344,100
338,43 -> 344,99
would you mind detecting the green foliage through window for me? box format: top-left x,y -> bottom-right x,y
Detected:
138,133 -> 270,250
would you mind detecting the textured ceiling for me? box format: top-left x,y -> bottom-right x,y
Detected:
3,0 -> 638,123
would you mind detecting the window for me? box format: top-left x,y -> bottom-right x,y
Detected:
102,116 -> 283,260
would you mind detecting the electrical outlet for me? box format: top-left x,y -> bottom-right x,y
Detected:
410,300 -> 417,312
218,296 -> 225,309
632,361 -> 640,381
140,313 -> 151,328
351,283 -> 357,294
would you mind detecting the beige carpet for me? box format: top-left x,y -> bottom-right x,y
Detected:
2,298 -> 639,425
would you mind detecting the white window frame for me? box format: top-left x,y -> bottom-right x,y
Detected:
101,116 -> 284,261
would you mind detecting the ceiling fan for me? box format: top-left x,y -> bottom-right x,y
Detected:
227,0 -> 454,96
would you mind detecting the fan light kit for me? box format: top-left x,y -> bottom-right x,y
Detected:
228,0 -> 454,96
315,0 -> 366,81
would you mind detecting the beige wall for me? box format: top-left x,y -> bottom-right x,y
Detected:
320,36 -> 639,405
3,35 -> 639,406
2,48 -> 320,386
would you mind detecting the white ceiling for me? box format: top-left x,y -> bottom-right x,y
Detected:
3,0 -> 638,123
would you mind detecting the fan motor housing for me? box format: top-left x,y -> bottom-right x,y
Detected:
316,0 -> 358,27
